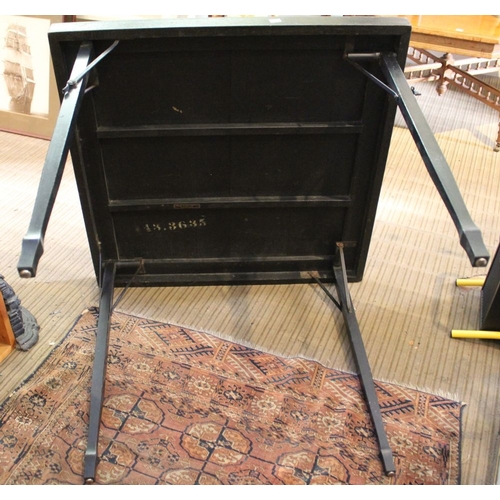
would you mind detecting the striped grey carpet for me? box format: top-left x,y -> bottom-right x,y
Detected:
0,76 -> 499,484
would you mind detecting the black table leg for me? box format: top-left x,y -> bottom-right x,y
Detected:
84,262 -> 116,484
333,246 -> 396,476
17,42 -> 93,279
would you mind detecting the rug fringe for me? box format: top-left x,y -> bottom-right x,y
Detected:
371,377 -> 463,404
111,307 -> 464,404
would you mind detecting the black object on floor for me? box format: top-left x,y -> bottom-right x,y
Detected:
0,275 -> 39,351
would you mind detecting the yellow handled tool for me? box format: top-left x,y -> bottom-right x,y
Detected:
451,330 -> 500,340
455,277 -> 486,287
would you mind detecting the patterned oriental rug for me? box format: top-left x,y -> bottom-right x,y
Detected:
0,309 -> 462,485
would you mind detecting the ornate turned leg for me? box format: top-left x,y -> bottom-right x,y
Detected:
437,52 -> 454,96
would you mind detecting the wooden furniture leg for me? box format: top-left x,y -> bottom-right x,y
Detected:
437,52 -> 454,96
405,47 -> 500,151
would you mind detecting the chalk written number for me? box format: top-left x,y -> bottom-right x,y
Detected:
144,217 -> 207,232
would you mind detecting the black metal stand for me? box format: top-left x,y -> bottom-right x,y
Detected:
83,262 -> 116,484
453,240 -> 500,333
481,242 -> 500,331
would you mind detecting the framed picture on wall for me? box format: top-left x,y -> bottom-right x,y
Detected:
0,15 -> 64,139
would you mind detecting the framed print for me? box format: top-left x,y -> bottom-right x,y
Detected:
0,15 -> 64,139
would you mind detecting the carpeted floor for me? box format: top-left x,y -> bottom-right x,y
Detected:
0,309 -> 462,485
